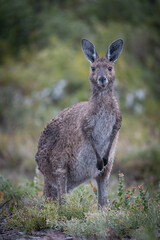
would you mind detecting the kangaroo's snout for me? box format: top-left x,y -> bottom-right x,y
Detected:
98,76 -> 108,87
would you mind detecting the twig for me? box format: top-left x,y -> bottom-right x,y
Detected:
106,198 -> 117,209
0,199 -> 12,210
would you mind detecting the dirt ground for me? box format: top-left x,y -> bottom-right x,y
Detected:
0,217 -> 86,240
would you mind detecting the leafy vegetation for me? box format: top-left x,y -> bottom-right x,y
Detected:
0,173 -> 159,239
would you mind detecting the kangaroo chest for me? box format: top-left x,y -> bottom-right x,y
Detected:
68,108 -> 116,187
92,109 -> 116,157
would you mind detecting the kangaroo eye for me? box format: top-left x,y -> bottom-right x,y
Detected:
91,67 -> 96,72
108,67 -> 112,71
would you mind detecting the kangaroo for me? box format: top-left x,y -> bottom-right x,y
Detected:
35,38 -> 123,207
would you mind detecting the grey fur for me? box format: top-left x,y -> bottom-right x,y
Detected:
35,39 -> 123,208
81,39 -> 99,63
106,39 -> 123,63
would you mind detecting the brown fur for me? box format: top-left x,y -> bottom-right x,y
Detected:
35,39 -> 123,207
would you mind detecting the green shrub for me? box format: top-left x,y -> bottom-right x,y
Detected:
0,174 -> 23,200
2,173 -> 160,239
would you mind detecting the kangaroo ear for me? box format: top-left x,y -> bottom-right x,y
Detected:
81,39 -> 99,63
106,39 -> 123,63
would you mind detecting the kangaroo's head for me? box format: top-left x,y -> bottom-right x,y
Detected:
81,38 -> 123,92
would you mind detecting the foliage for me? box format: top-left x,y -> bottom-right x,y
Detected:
0,174 -> 27,201
1,174 -> 160,239
119,143 -> 160,183
0,0 -> 159,58
0,174 -> 42,214
0,0 -> 159,182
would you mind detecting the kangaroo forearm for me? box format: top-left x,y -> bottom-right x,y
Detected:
82,122 -> 101,161
90,138 -> 100,159
105,129 -> 118,158
90,139 -> 103,171
103,117 -> 121,162
88,134 -> 102,163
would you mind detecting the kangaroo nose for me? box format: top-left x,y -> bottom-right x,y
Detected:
98,76 -> 107,85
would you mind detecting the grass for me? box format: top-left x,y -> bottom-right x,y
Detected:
0,173 -> 159,239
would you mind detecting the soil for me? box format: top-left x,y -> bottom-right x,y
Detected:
0,229 -> 79,240
0,218 -> 85,240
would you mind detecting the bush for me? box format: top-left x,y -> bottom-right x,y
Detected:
1,173 -> 160,239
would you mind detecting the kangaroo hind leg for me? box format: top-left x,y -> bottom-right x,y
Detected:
43,176 -> 57,200
55,168 -> 67,204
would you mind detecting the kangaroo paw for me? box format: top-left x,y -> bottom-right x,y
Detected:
96,160 -> 104,171
103,156 -> 108,166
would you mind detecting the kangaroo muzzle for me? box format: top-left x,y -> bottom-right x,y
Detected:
98,76 -> 108,87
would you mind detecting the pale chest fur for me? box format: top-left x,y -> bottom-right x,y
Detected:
92,109 -> 116,157
67,107 -> 116,187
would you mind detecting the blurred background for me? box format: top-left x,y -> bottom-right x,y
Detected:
0,0 -> 160,186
